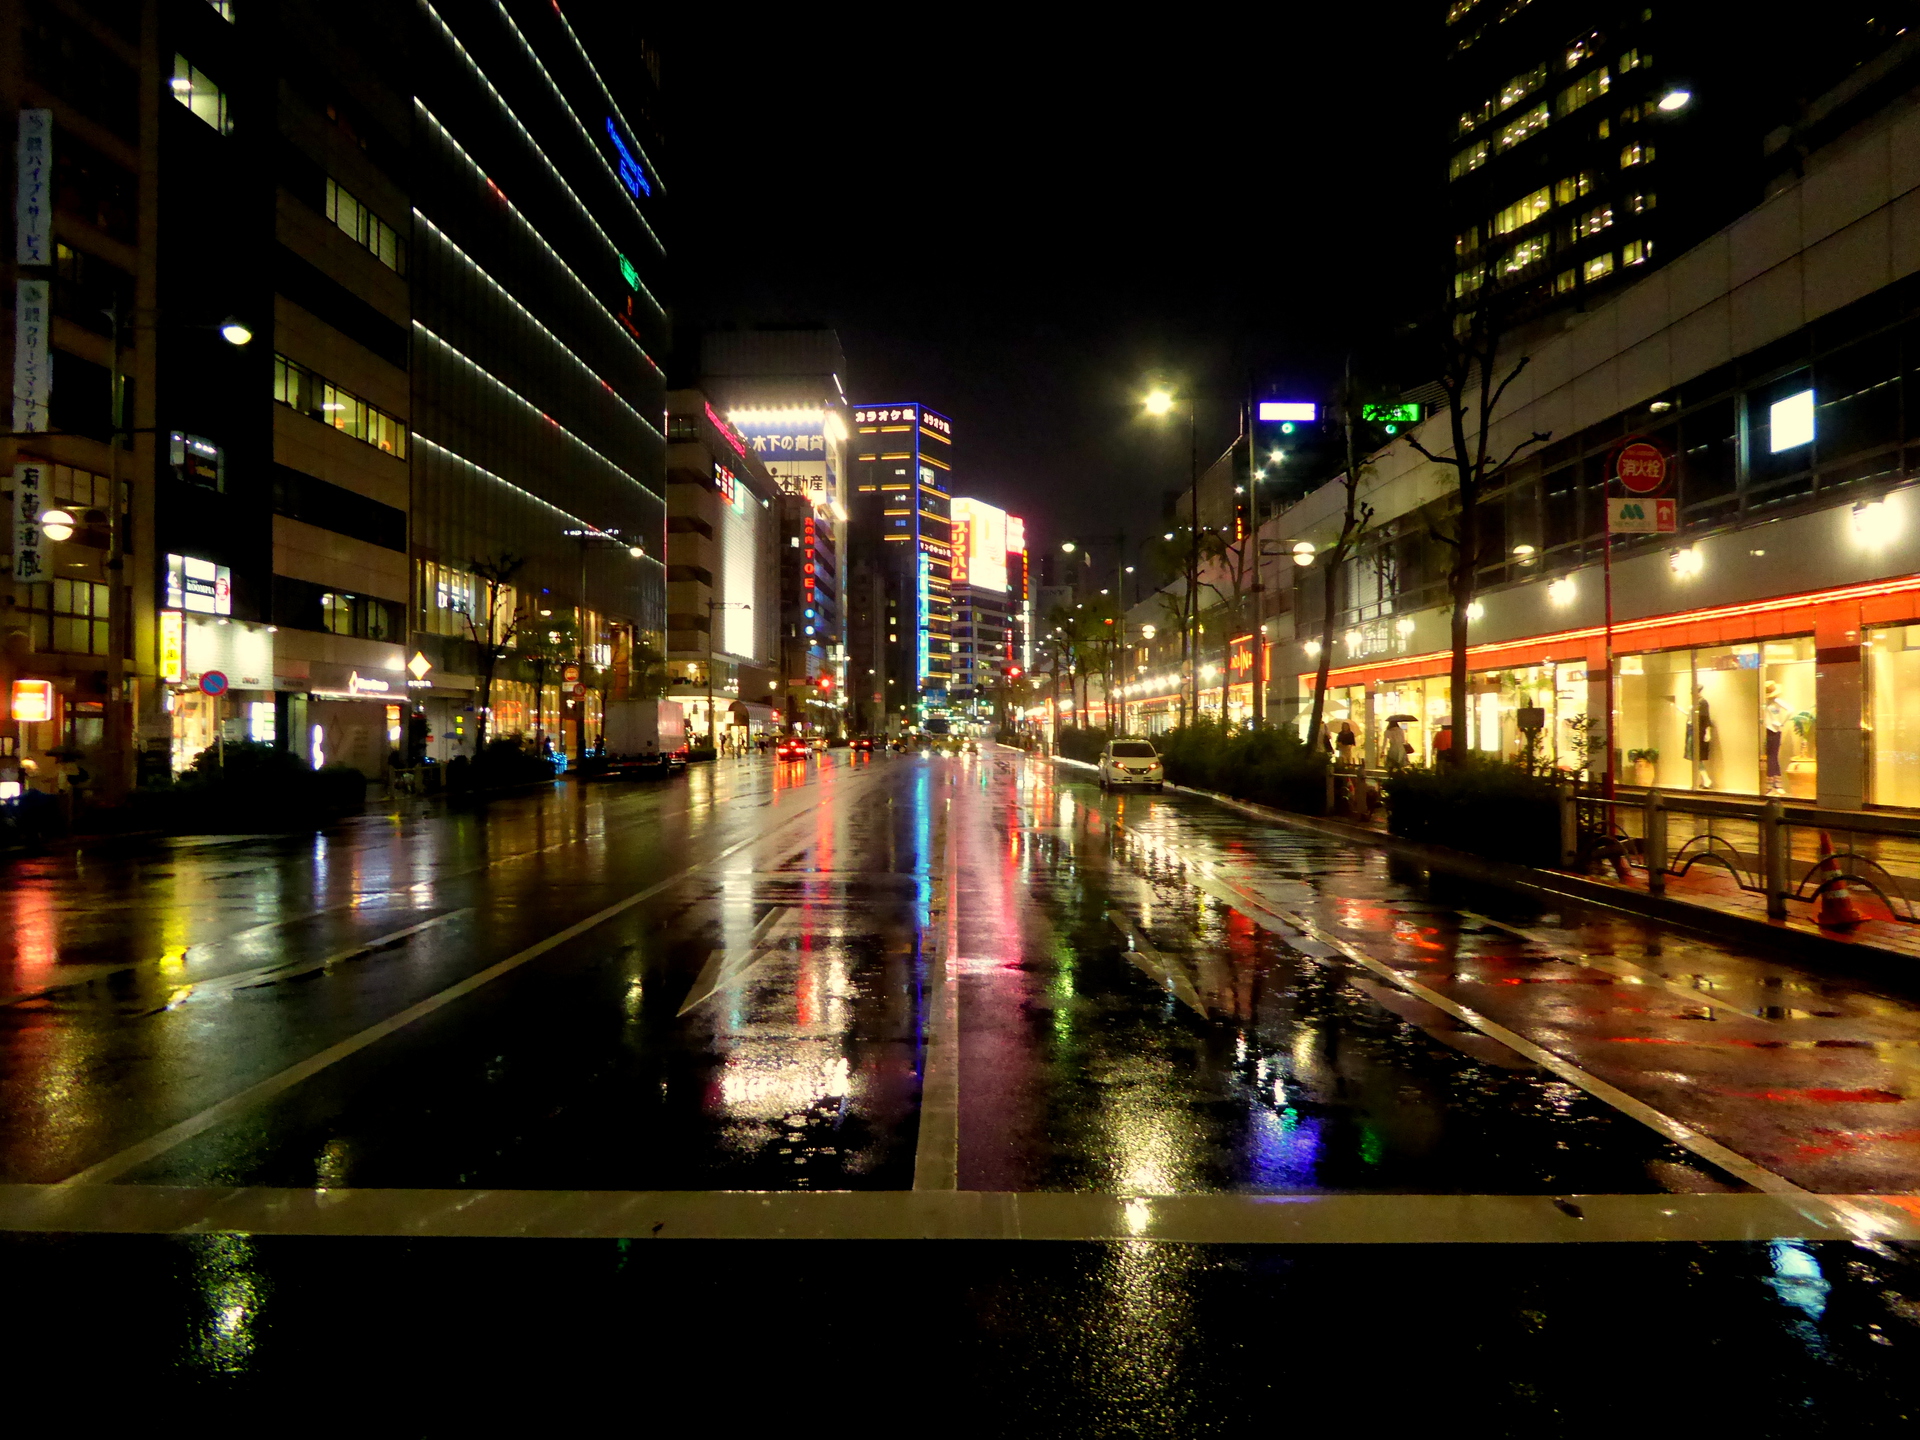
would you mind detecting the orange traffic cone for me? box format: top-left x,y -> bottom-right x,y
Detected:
1814,831 -> 1867,929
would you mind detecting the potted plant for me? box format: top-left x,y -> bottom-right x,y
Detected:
1627,747 -> 1659,786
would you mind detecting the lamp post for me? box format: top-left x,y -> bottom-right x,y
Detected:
565,527 -> 647,763
1143,388 -> 1200,726
1060,532 -> 1134,733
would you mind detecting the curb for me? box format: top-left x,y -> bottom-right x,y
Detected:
1046,755 -> 1918,988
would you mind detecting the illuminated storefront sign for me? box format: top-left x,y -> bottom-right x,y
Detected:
729,408 -> 834,503
917,551 -> 931,682
166,553 -> 231,615
854,406 -> 918,426
1229,634 -> 1256,681
1258,401 -> 1317,422
12,460 -> 46,582
159,610 -> 184,681
10,678 -> 53,723
714,463 -> 737,507
950,497 -> 1008,594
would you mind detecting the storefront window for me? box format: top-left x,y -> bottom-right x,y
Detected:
1615,637 -> 1814,795
1868,625 -> 1920,808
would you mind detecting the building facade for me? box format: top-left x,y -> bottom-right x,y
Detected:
949,496 -> 1028,723
1286,83 -> 1920,810
848,401 -> 954,731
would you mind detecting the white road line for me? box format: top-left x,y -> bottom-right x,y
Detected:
677,907 -> 796,1015
1109,911 -> 1209,1017
57,786 -> 855,1187
913,802 -> 961,1192
1108,821 -> 1810,1198
164,911 -> 476,1006
7,1184 -> 1918,1245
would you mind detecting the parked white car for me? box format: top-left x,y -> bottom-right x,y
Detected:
1099,738 -> 1164,791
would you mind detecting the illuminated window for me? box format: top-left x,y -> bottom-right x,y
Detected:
25,579 -> 111,655
1571,203 -> 1614,240
1584,253 -> 1615,282
1497,65 -> 1547,112
1554,173 -> 1595,204
1496,103 -> 1549,152
1498,237 -> 1548,278
171,55 -> 231,134
1620,142 -> 1652,167
1555,67 -> 1610,117
206,0 -> 233,17
1493,187 -> 1551,236
1626,192 -> 1656,214
1554,269 -> 1576,293
1623,238 -> 1652,265
1454,225 -> 1481,257
1564,32 -> 1600,69
272,354 -> 408,458
1770,390 -> 1815,452
325,179 -> 405,273
1449,140 -> 1488,180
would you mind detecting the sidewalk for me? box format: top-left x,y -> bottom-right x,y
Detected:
1047,754 -> 1920,980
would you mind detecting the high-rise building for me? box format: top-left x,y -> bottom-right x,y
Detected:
699,327 -> 851,734
3,0 -> 669,795
1444,3 -> 1919,335
848,402 -> 954,731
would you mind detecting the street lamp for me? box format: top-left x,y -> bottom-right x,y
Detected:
1143,385 -> 1199,726
565,526 -> 651,762
219,317 -> 253,346
704,598 -> 751,753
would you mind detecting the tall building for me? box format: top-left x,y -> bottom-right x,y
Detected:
663,392 -> 780,744
2,0 -> 668,798
949,497 -> 1028,721
1444,2 -> 1920,334
699,327 -> 851,734
848,402 -> 954,731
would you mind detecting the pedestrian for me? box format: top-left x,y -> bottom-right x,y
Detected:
1433,722 -> 1455,766
1383,720 -> 1410,769
1336,719 -> 1358,767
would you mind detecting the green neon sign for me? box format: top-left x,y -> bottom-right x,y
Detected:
1363,403 -> 1422,423
618,255 -> 639,290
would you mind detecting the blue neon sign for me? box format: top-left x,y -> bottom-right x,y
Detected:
605,118 -> 651,198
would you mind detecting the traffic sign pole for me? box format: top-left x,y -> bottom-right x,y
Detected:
1601,437 -> 1673,810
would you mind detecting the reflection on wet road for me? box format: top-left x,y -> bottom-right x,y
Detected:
4,744 -> 1920,1419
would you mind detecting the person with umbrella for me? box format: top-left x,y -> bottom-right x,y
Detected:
1382,714 -> 1416,769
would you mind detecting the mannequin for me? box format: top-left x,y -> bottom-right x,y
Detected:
1686,688 -> 1714,789
1764,680 -> 1788,795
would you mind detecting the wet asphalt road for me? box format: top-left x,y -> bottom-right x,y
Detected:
4,745 -> 1920,1428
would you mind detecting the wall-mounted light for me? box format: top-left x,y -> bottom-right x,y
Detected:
1669,546 -> 1703,578
37,508 -> 75,542
1344,630 -> 1362,650
1548,576 -> 1577,605
1303,639 -> 1322,657
1853,497 -> 1901,547
1395,617 -> 1416,637
1512,543 -> 1537,565
1649,399 -> 1673,413
1292,541 -> 1316,567
1466,601 -> 1485,621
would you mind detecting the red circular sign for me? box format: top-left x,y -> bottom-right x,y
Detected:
199,670 -> 228,697
1615,439 -> 1669,495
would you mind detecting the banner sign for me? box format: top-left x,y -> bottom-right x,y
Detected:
12,279 -> 50,433
12,461 -> 46,582
15,109 -> 52,266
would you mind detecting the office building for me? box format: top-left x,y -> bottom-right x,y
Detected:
848,401 -> 954,731
1445,3 -> 1918,334
949,497 -> 1028,720
2,0 -> 668,796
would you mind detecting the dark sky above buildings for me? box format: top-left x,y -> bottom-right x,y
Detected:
659,8 -> 1440,567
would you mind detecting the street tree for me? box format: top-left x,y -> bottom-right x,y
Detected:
1401,306 -> 1550,757
1305,360 -> 1382,752
465,553 -> 525,750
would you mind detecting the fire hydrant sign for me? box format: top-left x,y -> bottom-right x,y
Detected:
1608,497 -> 1677,534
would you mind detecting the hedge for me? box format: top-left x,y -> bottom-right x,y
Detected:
1381,758 -> 1562,864
1154,721 -> 1330,816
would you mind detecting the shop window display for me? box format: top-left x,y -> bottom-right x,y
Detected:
1615,638 -> 1815,796
1868,625 -> 1920,808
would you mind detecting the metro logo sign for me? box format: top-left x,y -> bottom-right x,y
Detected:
1608,497 -> 1676,534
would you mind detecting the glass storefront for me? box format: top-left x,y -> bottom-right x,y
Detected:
1869,624 -> 1920,807
1615,637 -> 1816,796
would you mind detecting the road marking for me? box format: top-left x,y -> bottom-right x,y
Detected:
677,907 -> 796,1015
913,802 -> 960,1192
6,1184 -> 1918,1244
1109,911 -> 1208,1017
160,911 -> 477,1007
1105,820 -> 1811,1198
1,765 -> 822,1011
57,785 -> 859,1187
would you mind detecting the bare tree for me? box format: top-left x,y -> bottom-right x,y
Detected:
465,553 -> 525,751
1305,360 -> 1380,752
1402,310 -> 1550,757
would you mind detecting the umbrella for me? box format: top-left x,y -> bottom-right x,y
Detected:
1385,714 -> 1419,724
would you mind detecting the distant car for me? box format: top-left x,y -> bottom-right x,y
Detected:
1099,738 -> 1164,792
851,736 -> 875,752
776,738 -> 810,761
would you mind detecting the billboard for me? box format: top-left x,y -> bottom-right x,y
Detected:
951,497 -> 1008,595
728,407 -> 839,506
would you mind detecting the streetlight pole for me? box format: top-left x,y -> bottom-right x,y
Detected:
704,597 -> 750,753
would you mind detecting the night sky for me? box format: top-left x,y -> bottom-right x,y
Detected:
658,8 -> 1442,568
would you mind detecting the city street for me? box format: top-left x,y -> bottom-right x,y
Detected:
3,747 -> 1920,1424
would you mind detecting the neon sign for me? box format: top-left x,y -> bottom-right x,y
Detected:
605,118 -> 651,197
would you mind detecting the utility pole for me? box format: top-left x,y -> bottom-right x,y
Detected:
1187,401 -> 1200,726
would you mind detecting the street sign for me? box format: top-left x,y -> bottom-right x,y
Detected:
199,670 -> 229,697
1608,497 -> 1676,534
1614,439 -> 1669,494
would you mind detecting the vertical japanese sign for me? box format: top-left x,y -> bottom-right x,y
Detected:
15,110 -> 51,266
12,278 -> 50,433
12,460 -> 45,582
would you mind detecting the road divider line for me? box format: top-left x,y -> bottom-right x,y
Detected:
7,1184 -> 1918,1245
57,786 -> 859,1188
913,801 -> 961,1192
1106,818 -> 1810,1198
677,907 -> 795,1015
1109,911 -> 1209,1017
